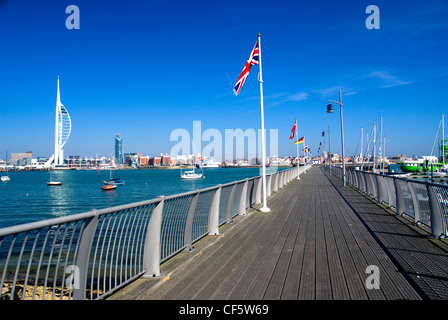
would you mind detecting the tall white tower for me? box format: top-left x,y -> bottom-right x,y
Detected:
45,77 -> 71,167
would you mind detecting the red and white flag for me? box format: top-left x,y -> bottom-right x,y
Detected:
289,120 -> 297,140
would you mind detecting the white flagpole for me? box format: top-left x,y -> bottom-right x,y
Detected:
296,118 -> 300,180
258,33 -> 270,212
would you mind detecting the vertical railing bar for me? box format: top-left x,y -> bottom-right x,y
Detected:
99,213 -> 115,298
42,225 -> 62,300
103,211 -> 120,296
23,229 -> 40,300
136,205 -> 151,274
136,204 -> 152,275
51,223 -> 71,300
184,191 -> 200,252
12,231 -> 29,300
122,206 -> 137,281
63,220 -> 82,300
115,209 -> 132,286
91,214 -> 107,299
1,234 -> 16,300
125,206 -> 142,281
110,209 -> 126,294
31,227 -> 52,300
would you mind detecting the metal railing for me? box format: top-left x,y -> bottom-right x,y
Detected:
326,165 -> 448,238
0,165 -> 310,300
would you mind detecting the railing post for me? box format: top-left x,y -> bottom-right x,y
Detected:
226,183 -> 237,223
427,185 -> 444,238
73,210 -> 99,300
273,172 -> 278,193
376,175 -> 385,204
394,178 -> 405,215
407,182 -> 421,223
184,191 -> 200,252
239,179 -> 248,215
208,186 -> 221,235
142,197 -> 164,278
267,174 -> 272,197
255,177 -> 262,204
73,209 -> 98,300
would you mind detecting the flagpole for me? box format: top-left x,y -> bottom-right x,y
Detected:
257,33 -> 270,213
296,118 -> 300,180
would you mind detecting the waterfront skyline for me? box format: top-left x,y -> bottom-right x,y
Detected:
1,1 -> 448,161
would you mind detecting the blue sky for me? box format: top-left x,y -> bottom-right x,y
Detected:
1,0 -> 447,161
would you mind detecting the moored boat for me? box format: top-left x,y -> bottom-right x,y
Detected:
102,184 -> 117,191
46,181 -> 62,186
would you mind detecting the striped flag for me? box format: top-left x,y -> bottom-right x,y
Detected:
294,137 -> 304,144
233,41 -> 259,95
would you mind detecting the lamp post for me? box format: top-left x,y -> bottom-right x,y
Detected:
326,90 -> 346,186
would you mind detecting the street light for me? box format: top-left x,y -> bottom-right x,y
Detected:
327,90 -> 346,186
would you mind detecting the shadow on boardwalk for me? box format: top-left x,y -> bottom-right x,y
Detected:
109,166 -> 448,301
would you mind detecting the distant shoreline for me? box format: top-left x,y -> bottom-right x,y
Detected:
0,164 -> 295,172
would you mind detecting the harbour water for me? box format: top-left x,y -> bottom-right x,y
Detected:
0,167 -> 285,229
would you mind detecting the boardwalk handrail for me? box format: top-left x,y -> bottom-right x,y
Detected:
0,165 -> 310,300
325,165 -> 448,238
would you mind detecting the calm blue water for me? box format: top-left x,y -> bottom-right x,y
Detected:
0,167 -> 284,229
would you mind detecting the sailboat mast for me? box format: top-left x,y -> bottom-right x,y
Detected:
373,121 -> 376,173
360,127 -> 363,171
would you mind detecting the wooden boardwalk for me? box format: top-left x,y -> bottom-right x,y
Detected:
109,166 -> 448,300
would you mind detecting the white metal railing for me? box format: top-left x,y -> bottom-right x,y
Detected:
0,165 -> 311,300
325,165 -> 448,238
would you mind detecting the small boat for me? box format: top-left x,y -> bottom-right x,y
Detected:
181,170 -> 204,180
47,168 -> 62,186
102,184 -> 117,191
103,167 -> 125,185
46,181 -> 62,186
1,152 -> 10,182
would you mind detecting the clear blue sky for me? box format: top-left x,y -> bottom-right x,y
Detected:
1,0 -> 447,161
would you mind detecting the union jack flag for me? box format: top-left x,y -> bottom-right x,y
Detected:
233,41 -> 259,95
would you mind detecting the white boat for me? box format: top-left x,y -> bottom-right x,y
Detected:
181,170 -> 204,179
47,168 -> 62,186
198,159 -> 220,169
46,181 -> 62,186
1,152 -> 10,182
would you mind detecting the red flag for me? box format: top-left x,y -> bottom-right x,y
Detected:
289,120 -> 297,140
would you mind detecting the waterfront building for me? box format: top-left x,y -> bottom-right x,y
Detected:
10,151 -> 32,165
45,77 -> 71,168
115,133 -> 123,165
